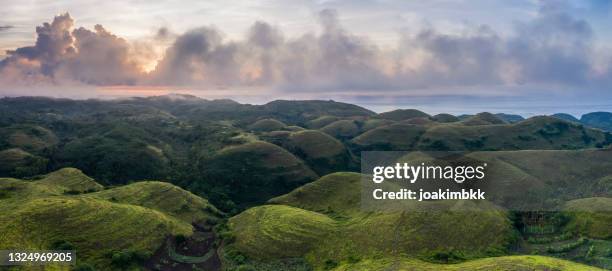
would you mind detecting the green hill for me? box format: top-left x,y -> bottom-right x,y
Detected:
87,181 -> 222,225
229,173 -> 513,269
285,130 -> 353,175
361,118 -> 395,131
248,118 -> 288,132
563,197 -> 612,239
352,123 -> 426,150
197,141 -> 318,207
581,112 -> 612,131
228,204 -> 337,260
319,120 -> 361,139
553,113 -> 580,123
306,116 -> 341,129
377,109 -> 430,121
332,255 -> 603,270
495,113 -> 525,123
431,113 -> 460,123
0,148 -> 48,177
461,112 -> 507,126
0,124 -> 58,153
416,116 -> 611,150
0,169 -> 223,270
269,172 -> 362,214
0,196 -> 191,269
36,168 -> 104,193
0,168 -> 102,199
262,100 -> 375,121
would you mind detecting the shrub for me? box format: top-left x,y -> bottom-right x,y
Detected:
546,238 -> 588,253
72,263 -> 95,271
50,240 -> 74,250
109,249 -> 152,269
175,234 -> 187,245
323,259 -> 338,270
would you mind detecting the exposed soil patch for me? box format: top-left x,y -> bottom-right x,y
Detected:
144,227 -> 221,271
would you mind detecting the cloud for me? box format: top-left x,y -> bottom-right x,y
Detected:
1,7 -> 611,94
0,13 -> 143,85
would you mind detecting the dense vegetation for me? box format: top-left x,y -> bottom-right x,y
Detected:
0,95 -> 611,270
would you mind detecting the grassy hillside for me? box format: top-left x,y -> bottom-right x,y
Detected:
0,168 -> 102,199
417,116 -> 611,151
431,113 -> 460,123
306,116 -> 341,129
285,130 -> 354,175
352,123 -> 426,150
361,119 -> 395,131
0,197 -> 192,269
376,109 -> 430,121
87,181 -> 223,225
0,124 -> 58,153
269,172 -> 362,214
461,112 -> 506,125
564,197 -> 612,239
581,112 -> 612,131
352,115 -> 612,152
0,169 -> 225,270
332,255 -> 604,271
248,118 -> 287,132
194,141 -> 318,207
229,173 -> 513,269
228,205 -> 337,260
0,148 -> 48,177
319,120 -> 361,139
36,168 -> 104,193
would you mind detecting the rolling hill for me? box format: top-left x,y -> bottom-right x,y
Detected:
0,168 -> 222,270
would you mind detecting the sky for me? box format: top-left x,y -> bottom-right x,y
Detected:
1,0 -> 612,115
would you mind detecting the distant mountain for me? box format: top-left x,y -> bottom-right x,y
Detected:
495,113 -> 525,123
376,109 -> 430,121
581,112 -> 612,131
552,113 -> 580,123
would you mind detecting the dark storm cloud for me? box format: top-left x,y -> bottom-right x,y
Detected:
1,7 -> 611,92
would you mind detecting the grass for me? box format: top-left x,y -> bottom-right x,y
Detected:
248,119 -> 287,132
210,141 -> 318,206
0,148 -> 37,170
0,196 -> 192,269
332,255 -> 604,270
461,112 -> 507,126
285,130 -> 353,175
0,168 -> 103,199
0,124 -> 58,153
353,116 -> 610,152
564,197 -> 612,239
306,116 -> 340,129
418,116 -> 609,151
319,120 -> 361,139
228,205 -> 337,260
232,172 -> 514,269
376,109 -> 430,121
269,172 -> 363,215
360,119 -> 395,131
87,181 -> 223,225
36,168 -> 104,193
0,169 -> 226,270
431,113 -> 460,123
352,123 -> 426,150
